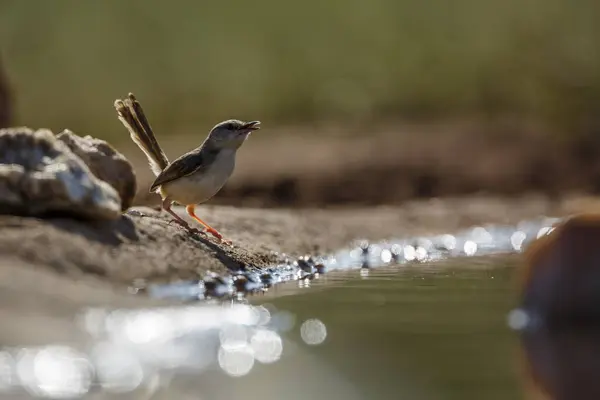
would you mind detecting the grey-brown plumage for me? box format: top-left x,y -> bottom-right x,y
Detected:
149,145 -> 220,192
114,93 -> 260,243
115,93 -> 168,176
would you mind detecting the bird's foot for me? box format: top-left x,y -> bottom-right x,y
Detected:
167,218 -> 203,235
206,228 -> 232,246
170,221 -> 227,242
168,218 -> 188,228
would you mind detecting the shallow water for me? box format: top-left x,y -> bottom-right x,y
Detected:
1,218 -> 562,399
0,260 -> 526,400
235,262 -> 522,400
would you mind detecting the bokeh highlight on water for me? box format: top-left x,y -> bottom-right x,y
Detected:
0,217 -> 560,398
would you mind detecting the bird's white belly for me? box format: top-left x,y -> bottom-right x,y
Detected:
160,152 -> 235,205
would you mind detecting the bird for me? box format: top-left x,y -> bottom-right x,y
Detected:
114,93 -> 260,244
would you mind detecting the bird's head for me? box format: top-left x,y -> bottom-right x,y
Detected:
207,119 -> 260,149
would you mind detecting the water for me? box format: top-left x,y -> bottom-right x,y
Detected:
145,217 -> 560,301
120,261 -> 523,400
0,218 -> 562,399
247,262 -> 521,400
0,261 -> 529,400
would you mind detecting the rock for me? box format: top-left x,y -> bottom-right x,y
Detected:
57,129 -> 137,210
0,57 -> 11,128
0,127 -> 122,220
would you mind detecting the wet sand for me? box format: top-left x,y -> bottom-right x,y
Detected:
0,193 -> 595,400
0,194 -> 595,347
0,195 -> 574,285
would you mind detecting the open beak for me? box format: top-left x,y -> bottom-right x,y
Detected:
241,121 -> 261,131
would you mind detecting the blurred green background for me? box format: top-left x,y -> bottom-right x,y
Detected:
1,0 -> 599,142
1,0 -> 600,205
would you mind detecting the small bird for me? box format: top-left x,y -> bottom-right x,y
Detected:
114,93 -> 260,244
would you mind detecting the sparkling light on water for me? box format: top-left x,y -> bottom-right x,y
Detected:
439,234 -> 456,250
254,305 -> 272,326
507,308 -> 530,331
415,246 -> 428,261
17,346 -> 93,399
537,226 -> 554,238
380,249 -> 392,264
510,231 -> 527,251
0,301 -> 306,397
90,343 -> 144,393
300,319 -> 327,346
404,245 -> 416,261
123,310 -> 174,344
463,240 -> 478,256
218,345 -> 255,377
250,329 -> 283,364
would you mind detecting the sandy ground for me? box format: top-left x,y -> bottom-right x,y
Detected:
1,194 -> 598,348
0,195 -> 574,286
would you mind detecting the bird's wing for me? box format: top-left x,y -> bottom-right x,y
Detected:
149,147 -> 219,192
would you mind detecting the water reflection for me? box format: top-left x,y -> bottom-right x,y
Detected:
0,302 -> 328,398
16,346 -> 93,399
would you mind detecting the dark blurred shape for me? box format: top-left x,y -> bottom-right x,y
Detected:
521,214 -> 600,326
413,171 -> 440,199
521,328 -> 600,400
519,216 -> 600,399
271,177 -> 298,205
0,55 -> 12,128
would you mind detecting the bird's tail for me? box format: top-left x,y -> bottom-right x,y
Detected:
114,93 -> 169,176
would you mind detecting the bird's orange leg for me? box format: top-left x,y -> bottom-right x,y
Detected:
162,198 -> 200,233
162,198 -> 189,227
186,204 -> 231,244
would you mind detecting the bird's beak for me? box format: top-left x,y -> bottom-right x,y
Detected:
241,121 -> 261,131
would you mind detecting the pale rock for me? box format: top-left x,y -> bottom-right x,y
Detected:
57,129 -> 137,210
0,127 -> 122,220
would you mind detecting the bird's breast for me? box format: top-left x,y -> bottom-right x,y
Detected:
161,151 -> 236,205
202,151 -> 236,187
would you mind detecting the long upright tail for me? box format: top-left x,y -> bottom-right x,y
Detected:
114,93 -> 169,176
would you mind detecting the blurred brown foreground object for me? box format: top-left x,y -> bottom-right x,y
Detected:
519,216 -> 600,400
0,56 -> 11,128
521,214 -> 600,324
521,328 -> 600,400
